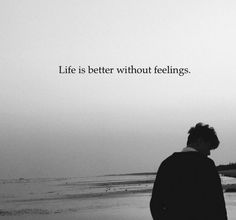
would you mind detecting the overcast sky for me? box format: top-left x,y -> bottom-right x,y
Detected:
1,0 -> 236,179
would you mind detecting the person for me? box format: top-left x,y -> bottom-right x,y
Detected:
150,122 -> 227,220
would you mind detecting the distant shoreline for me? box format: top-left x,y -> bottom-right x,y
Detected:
219,169 -> 236,178
102,172 -> 156,177
1,166 -> 236,181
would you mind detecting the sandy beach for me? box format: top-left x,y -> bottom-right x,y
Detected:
1,174 -> 236,220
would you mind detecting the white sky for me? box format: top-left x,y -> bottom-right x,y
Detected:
1,0 -> 236,179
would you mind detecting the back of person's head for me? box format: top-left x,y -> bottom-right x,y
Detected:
187,123 -> 220,149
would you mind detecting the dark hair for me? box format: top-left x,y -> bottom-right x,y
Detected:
187,123 -> 220,149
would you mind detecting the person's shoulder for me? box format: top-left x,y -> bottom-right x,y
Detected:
157,152 -> 217,171
162,152 -> 216,166
158,153 -> 182,168
205,157 -> 217,168
160,153 -> 176,164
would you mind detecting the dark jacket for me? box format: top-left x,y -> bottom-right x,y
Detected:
150,151 -> 227,220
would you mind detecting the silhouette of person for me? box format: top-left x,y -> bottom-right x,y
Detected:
150,123 -> 227,220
